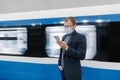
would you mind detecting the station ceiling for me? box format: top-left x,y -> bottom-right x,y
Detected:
0,0 -> 120,14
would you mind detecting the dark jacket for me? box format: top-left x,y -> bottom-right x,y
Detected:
58,30 -> 86,80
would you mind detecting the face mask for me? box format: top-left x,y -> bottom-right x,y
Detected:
64,27 -> 73,34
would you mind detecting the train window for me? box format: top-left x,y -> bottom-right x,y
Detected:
45,25 -> 96,59
0,28 -> 27,55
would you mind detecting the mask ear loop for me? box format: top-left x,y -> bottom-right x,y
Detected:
71,24 -> 75,30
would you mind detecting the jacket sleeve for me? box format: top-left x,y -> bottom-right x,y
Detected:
58,49 -> 62,65
65,35 -> 86,60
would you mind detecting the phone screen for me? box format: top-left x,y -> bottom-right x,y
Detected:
54,36 -> 60,41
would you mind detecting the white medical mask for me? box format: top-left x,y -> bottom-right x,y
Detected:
64,27 -> 73,34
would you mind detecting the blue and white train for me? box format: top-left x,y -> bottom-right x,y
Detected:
0,4 -> 120,80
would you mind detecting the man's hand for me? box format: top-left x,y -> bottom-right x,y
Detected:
57,41 -> 68,50
58,65 -> 64,71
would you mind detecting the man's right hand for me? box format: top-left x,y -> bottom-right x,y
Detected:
57,41 -> 68,50
58,65 -> 64,71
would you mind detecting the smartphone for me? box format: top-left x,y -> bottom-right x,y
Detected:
54,36 -> 60,41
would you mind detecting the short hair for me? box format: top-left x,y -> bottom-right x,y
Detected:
64,16 -> 76,25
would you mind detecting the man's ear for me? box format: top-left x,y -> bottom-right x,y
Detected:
73,25 -> 76,29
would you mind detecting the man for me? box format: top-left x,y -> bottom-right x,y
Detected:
56,16 -> 86,80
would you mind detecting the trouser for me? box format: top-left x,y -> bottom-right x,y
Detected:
61,70 -> 67,80
61,70 -> 81,80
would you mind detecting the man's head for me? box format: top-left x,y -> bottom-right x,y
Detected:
64,17 -> 76,34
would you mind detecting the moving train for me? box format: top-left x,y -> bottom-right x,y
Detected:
0,4 -> 120,80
